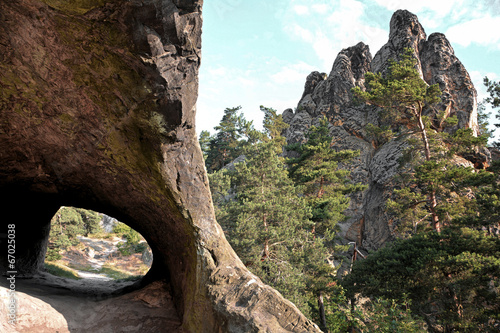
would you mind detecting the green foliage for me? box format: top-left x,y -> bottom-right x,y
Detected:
44,262 -> 81,280
343,228 -> 500,331
387,159 -> 482,235
388,127 -> 490,235
484,77 -> 500,111
75,208 -> 102,236
484,76 -> 500,147
113,222 -> 144,255
212,107 -> 335,318
261,105 -> 289,147
347,52 -> 497,332
449,128 -> 489,156
207,109 -> 371,330
47,206 -> 103,261
454,160 -> 500,230
199,130 -> 212,160
477,102 -> 494,140
352,48 -> 441,127
361,296 -> 427,333
45,248 -> 62,262
352,48 -> 492,234
364,123 -> 394,147
287,116 -> 365,235
308,285 -> 426,332
207,168 -> 232,221
203,106 -> 255,172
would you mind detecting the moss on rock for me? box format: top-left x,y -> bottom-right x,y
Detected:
40,0 -> 113,15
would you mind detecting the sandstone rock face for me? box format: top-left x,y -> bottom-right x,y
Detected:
283,10 -> 479,251
0,0 -> 320,331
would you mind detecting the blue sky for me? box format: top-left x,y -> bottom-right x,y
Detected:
197,0 -> 500,140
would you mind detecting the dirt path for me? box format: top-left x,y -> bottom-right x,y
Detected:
0,236 -> 166,332
72,236 -> 123,281
57,235 -> 150,280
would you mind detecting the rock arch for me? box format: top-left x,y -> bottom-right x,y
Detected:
0,0 -> 320,331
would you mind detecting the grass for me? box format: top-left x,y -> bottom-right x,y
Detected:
66,262 -> 144,281
99,264 -> 142,281
87,231 -> 113,239
44,262 -> 81,280
45,232 -> 151,281
68,262 -> 94,272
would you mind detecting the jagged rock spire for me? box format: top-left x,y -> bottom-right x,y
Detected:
284,10 -> 479,250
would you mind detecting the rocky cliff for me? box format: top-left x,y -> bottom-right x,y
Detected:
283,10 -> 480,251
0,0 -> 320,331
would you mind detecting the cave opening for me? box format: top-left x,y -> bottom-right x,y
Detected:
0,190 -> 157,295
0,189 -> 184,332
43,206 -> 153,288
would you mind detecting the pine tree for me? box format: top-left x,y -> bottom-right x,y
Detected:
484,77 -> 500,122
454,160 -> 500,232
75,208 -> 102,236
214,107 -> 333,318
484,76 -> 500,147
352,48 -> 444,232
204,106 -> 254,172
287,116 -> 365,235
198,130 -> 212,161
286,116 -> 365,330
383,130 -> 486,235
343,227 -> 500,331
352,48 -> 489,235
46,207 -> 104,261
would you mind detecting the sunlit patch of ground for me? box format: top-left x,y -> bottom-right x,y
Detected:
48,235 -> 151,281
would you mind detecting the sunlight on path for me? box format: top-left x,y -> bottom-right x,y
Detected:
76,270 -> 113,281
75,236 -> 124,280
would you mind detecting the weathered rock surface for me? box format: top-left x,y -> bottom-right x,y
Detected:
1,277 -> 185,333
0,0 -> 320,331
283,10 -> 480,251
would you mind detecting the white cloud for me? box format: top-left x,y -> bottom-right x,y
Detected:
207,66 -> 229,78
323,0 -> 387,61
311,31 -> 337,69
237,76 -> 257,88
293,5 -> 309,15
326,0 -> 364,26
469,70 -> 499,100
372,0 -> 458,17
445,16 -> 500,48
357,25 -> 388,55
286,23 -> 314,43
284,0 -> 388,69
370,0 -> 474,32
271,62 -> 316,84
312,4 -> 329,14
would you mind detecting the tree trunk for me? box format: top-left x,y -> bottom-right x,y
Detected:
417,110 -> 441,233
262,172 -> 270,260
58,214 -> 63,235
317,291 -> 327,332
317,176 -> 325,199
429,192 -> 441,233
